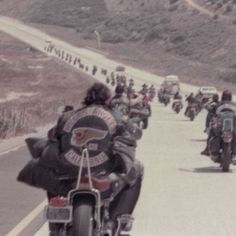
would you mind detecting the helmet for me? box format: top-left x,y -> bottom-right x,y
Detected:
221,89 -> 232,102
115,84 -> 124,94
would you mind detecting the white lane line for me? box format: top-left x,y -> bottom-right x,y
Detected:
0,144 -> 25,157
5,199 -> 47,236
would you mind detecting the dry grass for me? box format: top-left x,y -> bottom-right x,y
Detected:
0,104 -> 28,138
0,32 -> 95,139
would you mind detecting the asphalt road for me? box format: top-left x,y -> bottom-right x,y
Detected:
0,146 -> 45,236
1,16 -> 236,236
34,102 -> 236,236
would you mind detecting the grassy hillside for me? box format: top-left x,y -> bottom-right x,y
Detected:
1,0 -> 236,86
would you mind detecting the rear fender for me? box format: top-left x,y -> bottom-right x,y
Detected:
68,189 -> 100,207
69,189 -> 102,228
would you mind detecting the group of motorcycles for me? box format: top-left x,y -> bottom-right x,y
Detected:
157,90 -> 206,121
158,90 -> 185,115
158,86 -> 236,173
106,78 -> 153,130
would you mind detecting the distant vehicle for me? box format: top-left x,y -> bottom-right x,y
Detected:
198,86 -> 218,104
199,86 -> 218,98
160,75 -> 180,95
116,65 -> 126,72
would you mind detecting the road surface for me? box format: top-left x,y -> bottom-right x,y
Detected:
0,16 -> 236,236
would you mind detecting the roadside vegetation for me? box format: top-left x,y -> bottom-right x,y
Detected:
0,33 -> 94,139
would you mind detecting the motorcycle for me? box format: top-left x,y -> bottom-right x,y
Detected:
129,103 -> 151,129
185,103 -> 198,121
209,106 -> 235,172
45,149 -> 133,236
162,94 -> 170,106
172,100 -> 183,114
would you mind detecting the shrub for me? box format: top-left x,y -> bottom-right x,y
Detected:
0,105 -> 28,138
219,69 -> 236,83
101,31 -> 126,43
169,0 -> 179,4
224,5 -> 233,12
168,4 -> 178,11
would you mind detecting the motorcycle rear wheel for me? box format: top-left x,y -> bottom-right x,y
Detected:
175,106 -> 180,114
189,111 -> 195,121
222,143 -> 231,172
142,118 -> 148,129
72,199 -> 94,236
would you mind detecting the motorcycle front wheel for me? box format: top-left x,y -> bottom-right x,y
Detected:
72,199 -> 94,236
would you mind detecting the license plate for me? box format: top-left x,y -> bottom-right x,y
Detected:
44,206 -> 72,223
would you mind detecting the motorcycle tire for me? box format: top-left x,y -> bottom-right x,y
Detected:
189,111 -> 195,121
72,199 -> 94,236
174,105 -> 180,114
222,143 -> 231,172
49,223 -> 66,236
142,118 -> 148,129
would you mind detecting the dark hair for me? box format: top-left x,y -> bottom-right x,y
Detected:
83,83 -> 111,106
221,89 -> 232,102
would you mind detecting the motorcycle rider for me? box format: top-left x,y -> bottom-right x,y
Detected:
148,85 -> 156,101
201,90 -> 236,163
111,84 -> 144,118
17,82 -> 144,234
184,92 -> 196,116
140,83 -> 148,94
174,91 -> 182,100
204,93 -> 219,132
110,84 -> 130,119
201,93 -> 219,156
172,91 -> 183,109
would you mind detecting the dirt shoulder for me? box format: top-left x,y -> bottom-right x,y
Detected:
0,32 -> 95,139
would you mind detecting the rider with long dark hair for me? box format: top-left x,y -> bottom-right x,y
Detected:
17,82 -> 143,234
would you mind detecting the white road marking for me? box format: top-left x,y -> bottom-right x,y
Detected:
0,144 -> 25,157
5,199 -> 47,236
2,15 -> 236,236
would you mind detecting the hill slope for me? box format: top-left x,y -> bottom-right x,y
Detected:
1,0 -> 236,88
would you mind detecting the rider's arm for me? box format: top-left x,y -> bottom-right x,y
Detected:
112,119 -> 143,186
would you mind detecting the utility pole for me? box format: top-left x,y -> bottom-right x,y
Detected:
94,30 -> 101,49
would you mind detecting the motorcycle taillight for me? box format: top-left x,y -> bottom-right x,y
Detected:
49,197 -> 68,207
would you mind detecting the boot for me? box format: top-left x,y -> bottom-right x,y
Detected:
201,148 -> 209,156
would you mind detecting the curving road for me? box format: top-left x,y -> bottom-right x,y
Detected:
0,16 -> 236,236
